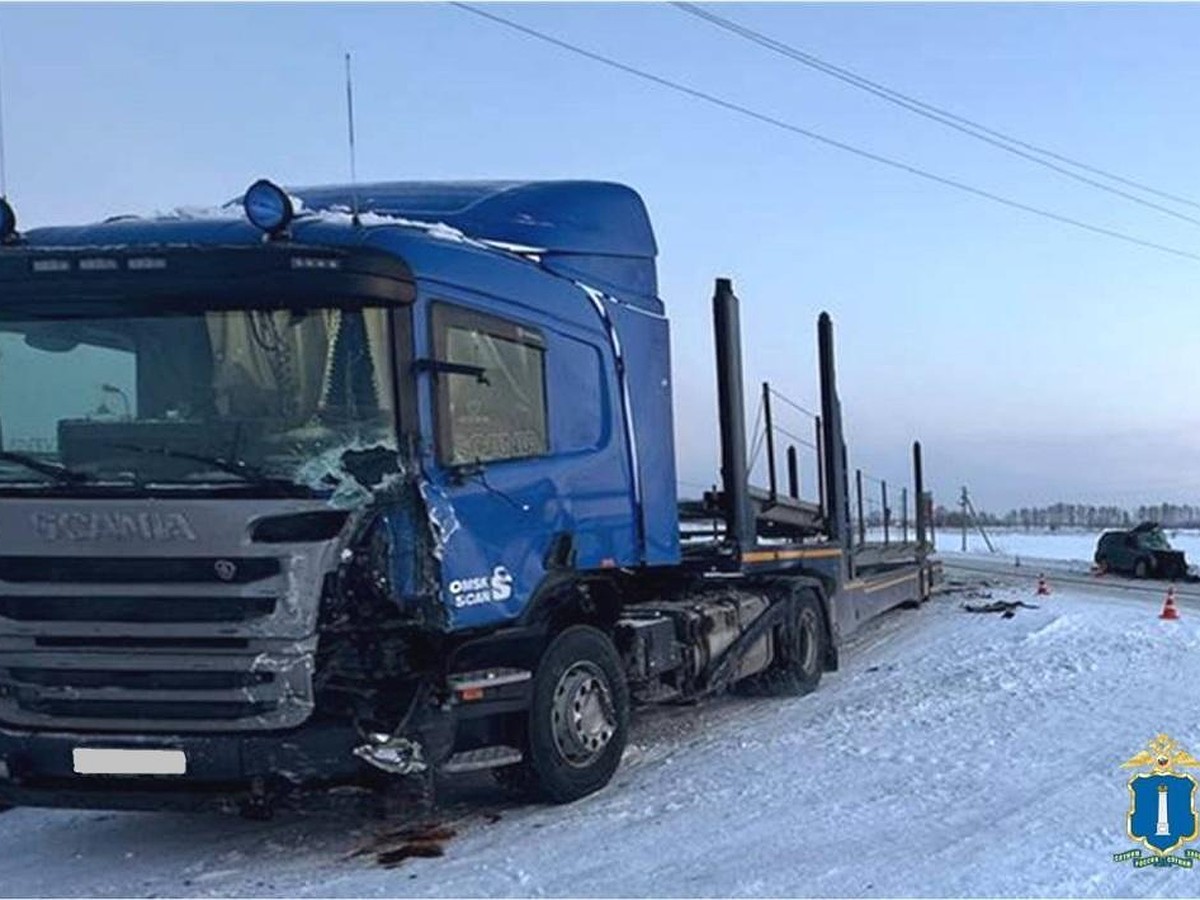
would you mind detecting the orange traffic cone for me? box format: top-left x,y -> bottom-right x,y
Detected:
1160,586 -> 1181,621
1036,574 -> 1051,596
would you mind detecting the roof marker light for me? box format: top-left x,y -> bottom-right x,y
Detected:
243,179 -> 294,237
79,258 -> 119,271
0,197 -> 16,243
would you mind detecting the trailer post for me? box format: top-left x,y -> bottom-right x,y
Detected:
842,443 -> 852,541
762,381 -> 777,504
855,468 -> 865,547
882,480 -> 889,546
815,416 -> 825,518
713,278 -> 755,553
902,487 -> 908,543
818,312 -> 849,549
913,441 -> 926,552
786,445 -> 799,499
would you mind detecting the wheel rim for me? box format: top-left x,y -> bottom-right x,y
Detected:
550,661 -> 617,768
794,607 -> 819,673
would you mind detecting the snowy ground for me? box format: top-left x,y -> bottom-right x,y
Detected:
4,570 -> 1200,897
932,526 -> 1200,566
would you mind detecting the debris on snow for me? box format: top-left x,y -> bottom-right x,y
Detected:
346,822 -> 458,870
962,599 -> 1041,618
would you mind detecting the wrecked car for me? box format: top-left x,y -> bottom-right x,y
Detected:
1094,522 -> 1189,579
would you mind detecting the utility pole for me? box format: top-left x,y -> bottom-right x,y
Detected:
959,486 -> 996,553
855,468 -> 865,547
882,480 -> 889,546
960,486 -> 968,552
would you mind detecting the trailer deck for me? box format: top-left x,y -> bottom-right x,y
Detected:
674,278 -> 938,638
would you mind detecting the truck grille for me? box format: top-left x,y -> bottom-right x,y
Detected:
0,595 -> 277,623
32,636 -> 250,650
0,556 -> 281,584
7,668 -> 272,690
17,699 -> 277,721
0,651 -> 313,732
0,551 -> 318,733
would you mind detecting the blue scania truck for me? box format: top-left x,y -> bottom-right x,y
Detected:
0,180 -> 937,815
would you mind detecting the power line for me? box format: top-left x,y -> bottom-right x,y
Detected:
768,387 -> 818,421
772,424 -> 817,451
747,393 -> 765,471
673,2 -> 1200,219
451,3 -> 1200,264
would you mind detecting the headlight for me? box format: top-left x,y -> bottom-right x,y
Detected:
243,179 -> 295,237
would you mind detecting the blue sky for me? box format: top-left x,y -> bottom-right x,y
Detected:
2,2 -> 1198,512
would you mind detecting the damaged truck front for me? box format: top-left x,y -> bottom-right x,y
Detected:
0,201 -> 457,812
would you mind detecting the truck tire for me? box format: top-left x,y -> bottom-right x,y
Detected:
524,625 -> 629,804
734,589 -> 826,698
1135,558 -> 1150,579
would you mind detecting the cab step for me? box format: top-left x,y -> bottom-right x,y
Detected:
447,668 -> 532,693
441,745 -> 524,774
447,668 -> 533,717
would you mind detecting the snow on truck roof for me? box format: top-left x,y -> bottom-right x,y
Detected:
291,180 -> 658,259
291,180 -> 662,309
20,180 -> 662,311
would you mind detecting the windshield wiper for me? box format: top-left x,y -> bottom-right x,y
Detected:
103,443 -> 314,491
0,451 -> 90,484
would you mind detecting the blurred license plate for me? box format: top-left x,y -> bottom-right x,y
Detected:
72,748 -> 187,776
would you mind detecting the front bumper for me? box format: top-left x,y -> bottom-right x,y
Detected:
0,717 -> 370,812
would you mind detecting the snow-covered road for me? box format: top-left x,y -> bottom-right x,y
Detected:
3,572 -> 1200,897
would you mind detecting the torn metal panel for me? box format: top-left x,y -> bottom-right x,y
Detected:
418,481 -> 461,562
353,734 -> 428,776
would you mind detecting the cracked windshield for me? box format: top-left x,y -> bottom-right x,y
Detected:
0,306 -> 396,486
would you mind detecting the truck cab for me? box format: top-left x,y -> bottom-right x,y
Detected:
0,180 -> 684,810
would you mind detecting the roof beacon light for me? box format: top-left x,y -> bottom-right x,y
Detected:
0,197 -> 16,243
243,179 -> 294,237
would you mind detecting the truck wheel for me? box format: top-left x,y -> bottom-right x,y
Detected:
1135,559 -> 1150,579
525,626 -> 629,804
734,589 -> 826,698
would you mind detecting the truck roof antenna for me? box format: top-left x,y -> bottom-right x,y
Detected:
344,52 -> 361,227
0,28 -> 9,199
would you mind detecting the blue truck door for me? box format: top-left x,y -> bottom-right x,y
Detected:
417,298 -> 637,631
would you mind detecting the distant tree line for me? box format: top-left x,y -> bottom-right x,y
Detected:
926,502 -> 1200,530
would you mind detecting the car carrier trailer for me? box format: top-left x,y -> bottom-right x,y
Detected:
0,180 -> 938,816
